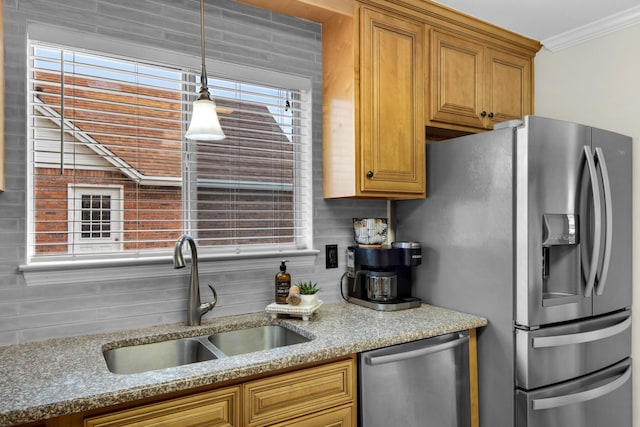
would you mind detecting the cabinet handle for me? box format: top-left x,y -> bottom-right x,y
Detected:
480,111 -> 487,117
488,112 -> 494,119
366,171 -> 374,179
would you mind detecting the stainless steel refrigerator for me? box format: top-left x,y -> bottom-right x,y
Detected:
396,116 -> 632,427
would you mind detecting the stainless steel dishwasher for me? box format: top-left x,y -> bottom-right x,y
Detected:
358,331 -> 471,427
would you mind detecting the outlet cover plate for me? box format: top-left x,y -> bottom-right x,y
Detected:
326,244 -> 338,268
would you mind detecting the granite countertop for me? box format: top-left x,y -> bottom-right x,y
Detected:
0,302 -> 487,426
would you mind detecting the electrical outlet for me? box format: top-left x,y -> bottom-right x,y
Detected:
326,244 -> 338,268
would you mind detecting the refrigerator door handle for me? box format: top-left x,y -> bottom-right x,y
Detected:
364,333 -> 468,366
531,316 -> 631,348
531,365 -> 631,410
594,147 -> 613,296
582,145 -> 602,297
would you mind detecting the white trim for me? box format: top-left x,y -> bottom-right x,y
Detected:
20,249 -> 319,286
542,5 -> 640,52
297,89 -> 314,250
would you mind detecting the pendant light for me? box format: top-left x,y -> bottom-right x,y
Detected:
185,0 -> 225,141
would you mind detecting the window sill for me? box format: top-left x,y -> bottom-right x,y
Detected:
19,249 -> 320,286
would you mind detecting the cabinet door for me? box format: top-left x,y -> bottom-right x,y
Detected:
430,30 -> 485,129
360,7 -> 425,196
244,359 -> 355,427
484,48 -> 532,126
83,387 -> 240,427
272,405 -> 354,427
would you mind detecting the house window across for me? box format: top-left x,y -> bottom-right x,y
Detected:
27,38 -> 313,264
81,194 -> 111,238
68,185 -> 123,254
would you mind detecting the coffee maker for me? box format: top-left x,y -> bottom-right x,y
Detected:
346,241 -> 422,311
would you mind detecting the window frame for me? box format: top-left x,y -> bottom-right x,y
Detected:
21,24 -> 317,282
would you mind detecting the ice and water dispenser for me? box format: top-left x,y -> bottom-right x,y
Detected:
541,213 -> 581,305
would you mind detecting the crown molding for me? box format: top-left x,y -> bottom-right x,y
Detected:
542,5 -> 640,52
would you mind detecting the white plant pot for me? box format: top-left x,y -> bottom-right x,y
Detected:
299,294 -> 318,306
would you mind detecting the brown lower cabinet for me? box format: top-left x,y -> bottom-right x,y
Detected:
84,387 -> 240,427
243,359 -> 355,427
39,357 -> 356,427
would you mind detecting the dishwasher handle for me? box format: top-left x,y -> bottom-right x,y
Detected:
364,333 -> 469,366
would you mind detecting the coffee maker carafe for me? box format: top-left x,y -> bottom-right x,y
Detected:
346,242 -> 422,311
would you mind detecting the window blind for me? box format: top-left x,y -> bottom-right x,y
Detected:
27,42 -> 312,262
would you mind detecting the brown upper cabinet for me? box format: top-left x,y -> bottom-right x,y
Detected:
359,7 -> 426,197
429,29 -> 533,131
322,5 -> 426,199
234,0 -> 541,199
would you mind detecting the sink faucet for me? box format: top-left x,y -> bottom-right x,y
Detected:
173,234 -> 217,326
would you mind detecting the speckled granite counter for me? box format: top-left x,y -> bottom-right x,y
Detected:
0,302 -> 486,426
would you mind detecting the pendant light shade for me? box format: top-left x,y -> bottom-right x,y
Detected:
186,97 -> 225,141
186,0 -> 225,141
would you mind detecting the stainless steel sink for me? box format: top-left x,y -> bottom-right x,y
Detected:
104,337 -> 218,374
104,325 -> 311,374
207,325 -> 310,356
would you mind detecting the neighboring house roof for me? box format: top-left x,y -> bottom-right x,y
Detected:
34,70 -> 293,188
35,71 -> 183,179
33,95 -> 182,186
196,99 -> 293,187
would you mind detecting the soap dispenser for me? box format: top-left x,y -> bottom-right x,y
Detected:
275,260 -> 291,304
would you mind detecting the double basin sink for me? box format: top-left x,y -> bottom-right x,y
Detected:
104,325 -> 311,375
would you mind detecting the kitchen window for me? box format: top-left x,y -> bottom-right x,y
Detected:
26,34 -> 313,266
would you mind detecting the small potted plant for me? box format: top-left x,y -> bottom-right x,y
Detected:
296,281 -> 319,306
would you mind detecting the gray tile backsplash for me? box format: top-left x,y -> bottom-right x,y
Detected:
0,0 -> 387,345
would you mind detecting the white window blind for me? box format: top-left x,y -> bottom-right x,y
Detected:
27,41 -> 312,263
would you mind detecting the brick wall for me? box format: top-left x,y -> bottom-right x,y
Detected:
34,168 -> 184,254
0,0 -> 387,345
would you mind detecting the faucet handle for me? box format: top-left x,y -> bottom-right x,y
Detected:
202,284 -> 218,313
207,284 -> 218,302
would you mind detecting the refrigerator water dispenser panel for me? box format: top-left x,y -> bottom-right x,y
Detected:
541,214 -> 581,307
542,214 -> 578,246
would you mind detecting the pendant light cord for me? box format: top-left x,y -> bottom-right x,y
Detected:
185,0 -> 225,140
198,0 -> 210,99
